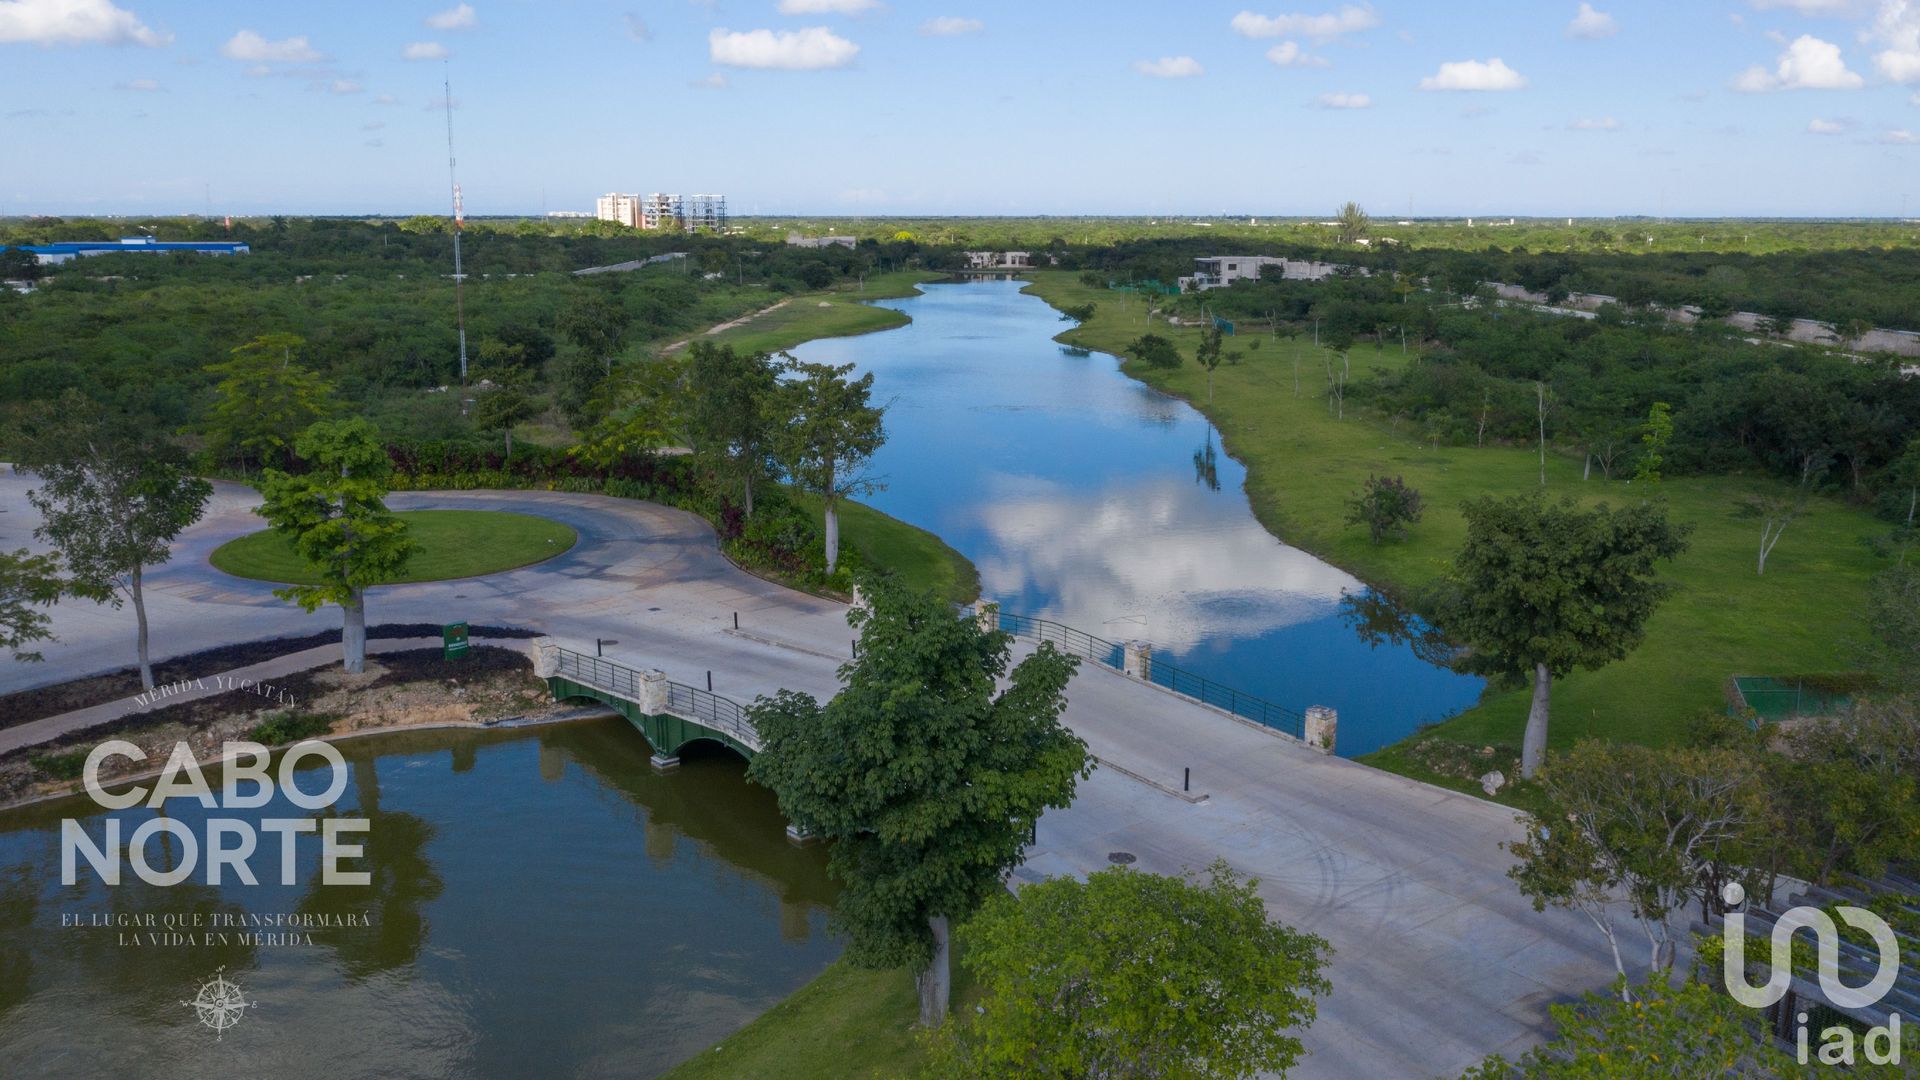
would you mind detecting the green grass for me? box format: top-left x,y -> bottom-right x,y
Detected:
704,271 -> 941,356
1020,272 -> 1892,769
210,509 -> 578,585
793,491 -> 980,607
661,949 -> 979,1080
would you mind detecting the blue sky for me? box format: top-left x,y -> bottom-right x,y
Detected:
2,0 -> 1918,217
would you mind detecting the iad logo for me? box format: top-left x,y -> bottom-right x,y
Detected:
1720,881 -> 1904,1067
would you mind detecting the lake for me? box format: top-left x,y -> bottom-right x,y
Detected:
792,279 -> 1484,756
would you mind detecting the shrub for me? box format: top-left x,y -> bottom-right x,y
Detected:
248,711 -> 338,746
29,749 -> 89,781
1346,474 -> 1426,543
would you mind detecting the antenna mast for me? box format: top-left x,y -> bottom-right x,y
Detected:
444,65 -> 469,403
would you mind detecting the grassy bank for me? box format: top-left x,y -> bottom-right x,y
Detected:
698,270 -> 940,356
791,490 -> 980,607
661,955 -> 980,1080
1018,272 -> 1889,788
209,510 -> 578,585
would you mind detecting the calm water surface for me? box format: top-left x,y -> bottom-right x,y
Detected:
0,721 -> 838,1078
793,279 -> 1484,756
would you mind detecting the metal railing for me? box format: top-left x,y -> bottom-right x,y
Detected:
974,606 -> 1308,742
546,644 -> 760,752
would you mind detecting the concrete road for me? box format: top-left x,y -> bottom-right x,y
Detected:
0,474 -> 1621,1076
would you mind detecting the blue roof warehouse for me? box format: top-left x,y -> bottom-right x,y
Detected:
5,236 -> 251,265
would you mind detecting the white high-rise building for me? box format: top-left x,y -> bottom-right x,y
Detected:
594,193 -> 642,228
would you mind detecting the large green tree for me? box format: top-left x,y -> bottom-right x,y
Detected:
745,577 -> 1090,1027
1446,495 -> 1691,778
557,289 -> 632,375
19,396 -> 212,689
255,418 -> 416,672
204,333 -> 335,470
684,342 -> 779,517
774,358 -> 885,573
0,547 -> 64,662
929,862 -> 1330,1080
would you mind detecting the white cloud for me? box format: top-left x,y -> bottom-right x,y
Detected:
689,71 -> 728,89
1568,116 -> 1621,129
0,0 -> 168,46
328,78 -> 361,94
1265,40 -> 1328,66
919,15 -> 982,36
1418,57 -> 1527,90
372,93 -> 401,105
361,119 -> 385,131
1567,3 -> 1617,38
426,4 -> 475,30
1135,55 -> 1204,78
1316,90 -> 1370,107
709,26 -> 858,69
1806,116 -> 1849,132
1870,0 -> 1920,83
221,29 -> 322,63
1231,4 -> 1378,42
1883,127 -> 1918,141
1745,0 -> 1864,13
1730,33 -> 1862,90
623,14 -> 649,41
402,41 -> 449,61
113,76 -> 161,90
776,0 -> 881,13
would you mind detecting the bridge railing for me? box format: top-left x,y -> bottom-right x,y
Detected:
545,644 -> 761,752
969,605 -> 1310,744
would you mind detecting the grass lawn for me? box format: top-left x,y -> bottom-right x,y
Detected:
792,490 -> 981,607
704,271 -> 941,356
1019,272 -> 1892,791
209,509 -> 578,585
661,949 -> 979,1080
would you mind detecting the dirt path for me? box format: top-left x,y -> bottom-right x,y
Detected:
661,300 -> 790,354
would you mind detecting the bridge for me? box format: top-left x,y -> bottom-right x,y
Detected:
535,640 -> 758,768
532,601 -> 1335,771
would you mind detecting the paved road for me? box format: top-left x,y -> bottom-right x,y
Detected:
0,474 -> 1621,1077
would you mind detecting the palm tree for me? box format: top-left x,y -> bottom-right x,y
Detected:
1335,201 -> 1370,246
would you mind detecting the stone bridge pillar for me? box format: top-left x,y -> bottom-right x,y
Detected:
1122,640 -> 1153,681
530,638 -> 558,678
639,669 -> 678,770
975,601 -> 1000,636
1304,706 -> 1337,754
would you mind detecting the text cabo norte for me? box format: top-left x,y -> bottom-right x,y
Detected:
60,739 -> 371,887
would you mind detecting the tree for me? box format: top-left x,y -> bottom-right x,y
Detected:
557,289 -> 632,375
684,342 -> 779,517
744,578 -> 1090,1027
1735,490 -> 1806,575
0,548 -> 64,662
774,358 -> 886,574
1887,437 -> 1920,527
18,396 -> 212,690
1864,563 -> 1920,684
1774,697 -> 1920,884
1123,333 -> 1181,370
469,376 -> 536,456
255,419 -> 417,673
927,862 -> 1330,1080
1445,495 -> 1691,778
1461,974 -> 1798,1079
1506,741 -> 1767,984
204,333 -> 335,470
1195,325 -> 1224,403
1634,401 -> 1672,483
1335,200 -> 1370,246
1346,474 -> 1426,543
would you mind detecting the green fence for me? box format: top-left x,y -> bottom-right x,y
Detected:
1727,676 -> 1855,722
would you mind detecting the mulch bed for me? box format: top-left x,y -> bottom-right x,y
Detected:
0,624 -> 541,729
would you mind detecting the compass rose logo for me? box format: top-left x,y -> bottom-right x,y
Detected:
181,967 -> 254,1039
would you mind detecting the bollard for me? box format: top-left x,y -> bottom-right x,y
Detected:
1184,767 -> 1190,792
733,611 -> 739,630
706,670 -> 712,692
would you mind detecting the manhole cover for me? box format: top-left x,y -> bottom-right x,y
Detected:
1107,852 -> 1137,865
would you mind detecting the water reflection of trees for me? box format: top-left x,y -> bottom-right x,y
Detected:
298,757 -> 444,980
1193,433 -> 1220,492
1339,588 -> 1462,669
0,864 -> 39,1018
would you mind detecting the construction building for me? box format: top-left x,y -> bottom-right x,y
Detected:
594,192 -> 726,233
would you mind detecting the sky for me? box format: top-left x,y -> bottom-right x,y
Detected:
2,0 -> 1919,217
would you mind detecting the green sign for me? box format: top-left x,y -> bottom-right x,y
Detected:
442,621 -> 469,660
